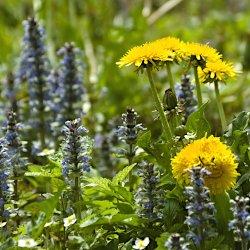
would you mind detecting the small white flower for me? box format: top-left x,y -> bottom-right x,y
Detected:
37,148 -> 55,156
18,238 -> 38,248
133,237 -> 150,250
0,222 -> 7,227
63,214 -> 77,227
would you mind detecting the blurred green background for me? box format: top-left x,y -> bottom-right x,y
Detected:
0,0 -> 249,136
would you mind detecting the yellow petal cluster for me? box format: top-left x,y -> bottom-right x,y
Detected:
198,59 -> 237,83
171,135 -> 239,194
116,37 -> 238,82
116,42 -> 174,68
182,42 -> 222,62
116,36 -> 185,68
152,37 -> 186,62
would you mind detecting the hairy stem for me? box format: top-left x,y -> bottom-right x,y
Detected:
193,66 -> 203,108
146,67 -> 172,139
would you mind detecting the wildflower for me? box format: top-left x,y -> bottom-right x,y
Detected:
175,75 -> 198,123
198,59 -> 237,83
183,42 -> 222,67
62,118 -> 91,181
171,135 -> 239,194
62,118 -> 92,218
135,162 -> 165,219
184,167 -> 217,247
0,138 -> 12,219
229,196 -> 250,242
0,222 -> 7,227
152,36 -> 186,62
116,42 -> 174,69
18,17 -> 51,149
116,108 -> 146,165
63,214 -> 77,228
165,233 -> 189,250
18,238 -> 38,248
4,72 -> 18,114
56,43 -> 85,123
133,237 -> 150,250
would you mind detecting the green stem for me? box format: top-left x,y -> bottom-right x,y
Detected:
166,63 -> 175,93
146,67 -> 172,139
127,144 -> 134,192
241,241 -> 248,250
74,175 -> 81,220
193,66 -> 203,108
214,80 -> 227,131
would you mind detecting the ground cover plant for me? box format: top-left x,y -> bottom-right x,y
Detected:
0,1 -> 249,250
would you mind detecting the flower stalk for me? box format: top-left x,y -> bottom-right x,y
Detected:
193,66 -> 203,108
166,63 -> 175,93
146,67 -> 172,139
62,119 -> 91,219
214,80 -> 227,131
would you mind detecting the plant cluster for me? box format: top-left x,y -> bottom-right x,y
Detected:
0,16 -> 249,250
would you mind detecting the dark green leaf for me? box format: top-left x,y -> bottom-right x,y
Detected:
186,102 -> 210,138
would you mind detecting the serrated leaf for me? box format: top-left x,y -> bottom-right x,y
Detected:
25,164 -> 62,178
137,130 -> 152,149
109,185 -> 133,203
112,164 -> 136,185
85,177 -> 112,190
186,102 -> 210,138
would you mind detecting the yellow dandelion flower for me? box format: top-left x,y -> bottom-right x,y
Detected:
116,42 -> 174,68
152,36 -> 186,62
183,42 -> 222,63
198,59 -> 237,83
171,135 -> 239,194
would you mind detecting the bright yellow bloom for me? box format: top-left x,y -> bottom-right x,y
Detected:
152,36 -> 186,62
171,135 -> 239,194
183,42 -> 222,63
116,42 -> 174,68
198,59 -> 237,83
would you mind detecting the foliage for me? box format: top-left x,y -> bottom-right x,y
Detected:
0,1 -> 249,250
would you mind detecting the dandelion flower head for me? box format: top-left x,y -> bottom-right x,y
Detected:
116,42 -> 174,69
152,36 -> 186,62
183,42 -> 222,65
198,59 -> 237,83
171,135 -> 239,194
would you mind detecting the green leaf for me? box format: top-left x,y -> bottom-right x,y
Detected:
163,199 -> 179,229
235,172 -> 250,189
0,238 -> 15,250
155,232 -> 170,250
186,102 -> 210,138
211,192 -> 233,245
24,192 -> 61,239
25,164 -> 62,178
205,236 -> 225,250
109,214 -> 141,226
136,131 -> 152,154
112,163 -> 136,185
85,177 -> 112,193
109,185 -> 133,203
